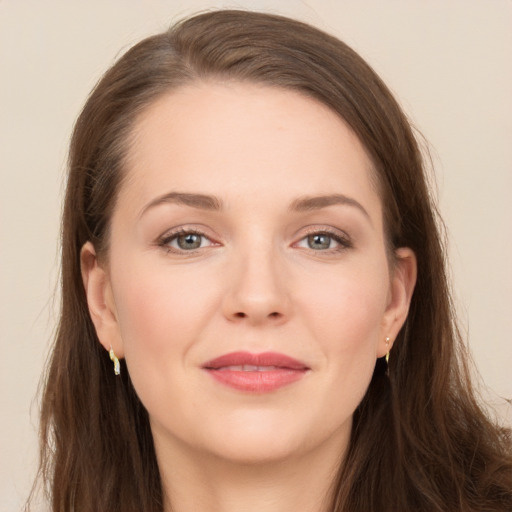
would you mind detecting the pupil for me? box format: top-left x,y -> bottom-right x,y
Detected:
178,233 -> 201,249
308,234 -> 330,250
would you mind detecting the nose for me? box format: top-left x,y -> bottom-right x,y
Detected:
221,245 -> 292,326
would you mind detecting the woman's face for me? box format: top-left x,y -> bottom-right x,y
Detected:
83,82 -> 415,464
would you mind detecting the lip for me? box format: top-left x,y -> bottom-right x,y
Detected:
202,351 -> 310,393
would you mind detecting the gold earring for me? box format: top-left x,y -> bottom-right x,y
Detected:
385,337 -> 390,364
109,346 -> 121,376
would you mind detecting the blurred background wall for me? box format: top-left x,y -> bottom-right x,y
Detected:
1,1 -> 511,509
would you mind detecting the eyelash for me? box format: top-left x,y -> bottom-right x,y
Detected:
296,227 -> 353,253
157,227 -> 352,255
158,228 -> 217,255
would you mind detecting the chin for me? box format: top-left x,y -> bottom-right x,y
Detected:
192,410 -> 342,465
204,432 -> 305,465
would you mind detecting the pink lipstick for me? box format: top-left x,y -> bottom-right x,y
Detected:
202,351 -> 309,392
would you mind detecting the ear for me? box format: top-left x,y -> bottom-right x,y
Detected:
80,241 -> 124,358
377,247 -> 417,357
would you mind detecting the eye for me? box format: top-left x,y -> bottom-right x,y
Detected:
159,229 -> 215,252
306,233 -> 334,250
175,232 -> 205,250
295,229 -> 352,252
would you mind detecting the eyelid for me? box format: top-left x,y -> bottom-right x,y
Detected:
293,225 -> 353,251
157,225 -> 220,254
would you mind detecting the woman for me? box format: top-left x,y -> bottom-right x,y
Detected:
31,9 -> 512,512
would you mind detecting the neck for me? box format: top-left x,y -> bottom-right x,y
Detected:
155,432 -> 346,512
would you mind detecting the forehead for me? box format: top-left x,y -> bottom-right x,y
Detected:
120,82 -> 381,219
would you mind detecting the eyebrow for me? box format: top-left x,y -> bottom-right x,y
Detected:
289,194 -> 371,223
140,191 -> 371,223
140,192 -> 222,217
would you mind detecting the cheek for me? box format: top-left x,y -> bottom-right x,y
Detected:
110,260 -> 219,369
109,260 -> 224,426
301,263 -> 388,352
310,270 -> 387,406
297,261 -> 388,405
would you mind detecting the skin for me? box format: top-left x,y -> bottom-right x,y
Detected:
82,82 -> 416,512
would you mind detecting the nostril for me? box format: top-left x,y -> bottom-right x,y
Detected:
232,311 -> 281,319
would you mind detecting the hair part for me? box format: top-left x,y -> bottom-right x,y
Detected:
29,9 -> 512,512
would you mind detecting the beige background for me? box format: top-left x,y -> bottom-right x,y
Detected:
1,0 -> 511,509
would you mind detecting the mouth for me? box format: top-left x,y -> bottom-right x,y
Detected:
202,351 -> 310,393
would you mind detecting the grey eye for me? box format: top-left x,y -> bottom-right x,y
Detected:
177,233 -> 203,250
160,229 -> 216,253
307,234 -> 332,250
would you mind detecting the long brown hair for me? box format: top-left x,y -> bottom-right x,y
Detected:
30,10 -> 512,512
